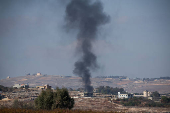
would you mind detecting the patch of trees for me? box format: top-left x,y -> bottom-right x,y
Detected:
151,91 -> 160,97
114,97 -> 170,107
96,86 -> 126,95
34,88 -> 74,110
120,97 -> 142,106
161,96 -> 170,104
0,85 -> 13,92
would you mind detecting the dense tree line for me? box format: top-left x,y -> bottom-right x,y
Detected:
96,86 -> 126,95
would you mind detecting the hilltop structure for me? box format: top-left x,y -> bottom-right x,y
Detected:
36,72 -> 42,76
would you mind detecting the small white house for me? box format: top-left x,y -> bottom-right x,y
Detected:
13,84 -> 21,88
118,92 -> 133,99
118,92 -> 128,99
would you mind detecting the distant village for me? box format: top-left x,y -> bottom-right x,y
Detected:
0,72 -> 170,108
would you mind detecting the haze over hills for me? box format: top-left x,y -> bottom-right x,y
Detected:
1,0 -> 170,80
1,74 -> 170,94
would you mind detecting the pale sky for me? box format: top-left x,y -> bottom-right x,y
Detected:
0,0 -> 170,79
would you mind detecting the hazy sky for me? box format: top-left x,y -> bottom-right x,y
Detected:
0,0 -> 170,79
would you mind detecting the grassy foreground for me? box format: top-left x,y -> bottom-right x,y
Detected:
0,108 -> 118,113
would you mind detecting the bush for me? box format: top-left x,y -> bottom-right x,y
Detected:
35,88 -> 74,110
12,99 -> 34,109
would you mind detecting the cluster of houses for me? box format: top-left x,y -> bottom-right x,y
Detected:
13,83 -> 51,90
12,83 -> 156,101
0,81 -> 161,102
118,90 -> 152,99
69,90 -> 161,102
0,83 -> 52,101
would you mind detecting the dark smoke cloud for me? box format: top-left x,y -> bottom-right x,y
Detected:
65,0 -> 110,92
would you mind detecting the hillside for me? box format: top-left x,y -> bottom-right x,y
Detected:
0,75 -> 170,94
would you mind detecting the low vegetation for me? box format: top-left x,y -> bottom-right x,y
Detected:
114,97 -> 170,107
12,99 -> 35,109
0,108 -> 116,113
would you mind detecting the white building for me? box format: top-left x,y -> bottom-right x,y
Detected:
143,90 -> 152,97
118,92 -> 133,99
36,72 -> 41,76
13,84 -> 21,88
118,92 -> 128,99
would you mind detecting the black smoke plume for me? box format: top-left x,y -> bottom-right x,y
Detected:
65,0 -> 109,92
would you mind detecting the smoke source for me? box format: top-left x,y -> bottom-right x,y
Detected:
65,0 -> 110,92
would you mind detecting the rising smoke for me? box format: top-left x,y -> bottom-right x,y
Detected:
65,0 -> 110,92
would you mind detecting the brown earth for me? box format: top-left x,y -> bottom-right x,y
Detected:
1,97 -> 170,112
73,97 -> 170,112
